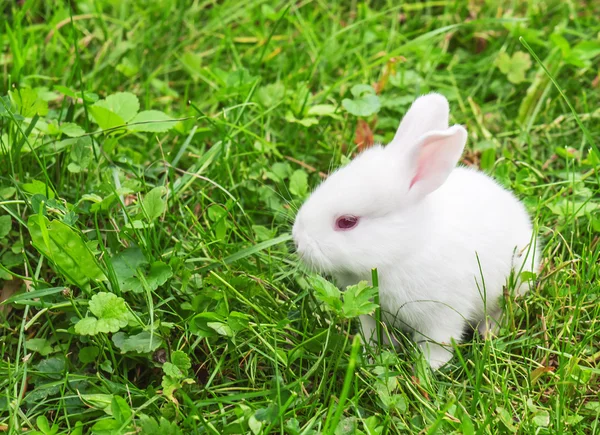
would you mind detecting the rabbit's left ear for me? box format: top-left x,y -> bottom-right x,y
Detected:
389,93 -> 450,149
405,125 -> 468,198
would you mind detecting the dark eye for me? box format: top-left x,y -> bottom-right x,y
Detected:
335,215 -> 359,231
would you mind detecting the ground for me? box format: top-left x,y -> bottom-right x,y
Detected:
1,1 -> 599,434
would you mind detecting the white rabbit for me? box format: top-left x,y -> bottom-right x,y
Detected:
292,93 -> 540,369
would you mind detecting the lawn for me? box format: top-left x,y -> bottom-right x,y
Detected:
1,0 -> 599,434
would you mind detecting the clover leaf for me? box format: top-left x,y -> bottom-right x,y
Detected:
111,247 -> 173,293
495,51 -> 532,84
74,292 -> 132,335
89,92 -> 174,133
342,84 -> 381,117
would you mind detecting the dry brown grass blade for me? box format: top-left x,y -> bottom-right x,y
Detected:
0,278 -> 21,317
354,119 -> 375,153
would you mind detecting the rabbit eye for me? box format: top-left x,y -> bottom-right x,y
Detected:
335,215 -> 359,231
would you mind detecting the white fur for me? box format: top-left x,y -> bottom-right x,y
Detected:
293,93 -> 541,369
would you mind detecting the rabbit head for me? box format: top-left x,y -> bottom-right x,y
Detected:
292,93 -> 468,276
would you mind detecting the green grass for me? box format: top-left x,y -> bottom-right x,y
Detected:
1,0 -> 599,434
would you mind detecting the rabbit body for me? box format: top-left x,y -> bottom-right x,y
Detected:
293,93 -> 540,369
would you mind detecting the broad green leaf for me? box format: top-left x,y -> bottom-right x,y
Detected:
27,214 -> 106,287
117,56 -> 139,77
35,356 -> 66,376
34,87 -> 58,102
89,105 -> 126,131
79,394 -> 112,413
0,187 -> 16,199
171,350 -> 191,372
41,120 -> 61,136
248,415 -> 263,435
269,162 -> 292,181
74,292 -> 130,335
99,360 -> 113,373
79,346 -> 100,363
550,33 -> 571,56
150,78 -> 178,98
285,111 -> 319,127
112,331 -> 163,353
495,51 -> 531,84
532,410 -> 550,427
111,396 -> 132,424
496,407 -> 518,433
565,414 -> 584,426
307,104 -> 339,117
74,317 -> 99,335
252,225 -> 275,242
179,51 -> 203,81
228,311 -> 250,332
89,292 -> 127,319
112,249 -> 172,294
54,86 -> 99,103
285,419 -> 302,435
224,68 -> 256,88
308,275 -> 342,313
261,3 -> 278,19
363,416 -> 383,435
12,88 -> 48,117
207,204 -> 227,222
147,261 -> 173,289
255,82 -> 285,108
0,215 -> 11,238
91,419 -> 120,432
138,415 -> 160,434
373,366 -> 405,411
138,414 -> 183,435
128,110 -> 174,132
36,416 -> 57,435
189,312 -> 224,337
68,137 -> 93,173
547,200 -> 599,218
60,122 -> 86,138
571,40 -> 600,60
22,180 -> 55,199
350,84 -> 375,98
254,403 -> 278,423
161,375 -> 182,402
94,92 -> 139,123
342,84 -> 381,117
142,186 -> 167,221
289,169 -> 308,197
334,417 -> 356,435
207,321 -> 233,337
162,362 -> 184,378
380,94 -> 415,109
25,338 -> 53,356
111,248 -> 147,293
342,281 -> 378,318
81,193 -> 103,203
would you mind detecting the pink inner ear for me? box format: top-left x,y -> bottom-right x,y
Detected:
409,142 -> 435,189
409,172 -> 420,188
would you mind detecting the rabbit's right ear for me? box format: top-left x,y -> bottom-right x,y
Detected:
389,93 -> 450,150
405,125 -> 468,199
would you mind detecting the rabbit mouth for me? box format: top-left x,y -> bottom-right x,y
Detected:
294,238 -> 334,274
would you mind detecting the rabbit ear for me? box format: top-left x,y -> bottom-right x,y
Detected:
389,93 -> 450,149
406,125 -> 467,198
